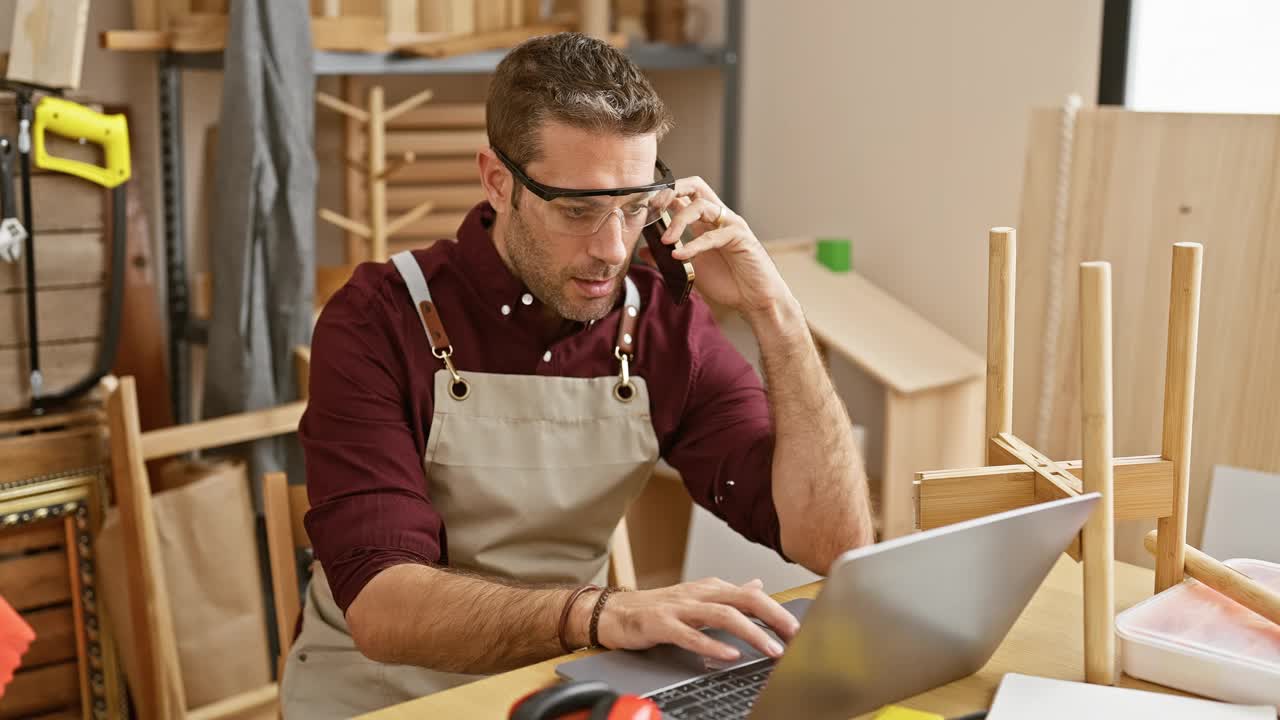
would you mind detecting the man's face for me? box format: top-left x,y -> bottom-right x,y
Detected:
502,122 -> 659,323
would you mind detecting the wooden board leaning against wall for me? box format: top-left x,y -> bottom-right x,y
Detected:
1014,107 -> 1280,560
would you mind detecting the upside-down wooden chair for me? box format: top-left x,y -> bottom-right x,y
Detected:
915,229 -> 1204,685
104,374 -> 306,720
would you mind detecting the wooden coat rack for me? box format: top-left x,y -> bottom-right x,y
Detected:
317,85 -> 439,262
915,228 -> 1204,685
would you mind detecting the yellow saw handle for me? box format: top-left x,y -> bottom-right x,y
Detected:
34,97 -> 131,189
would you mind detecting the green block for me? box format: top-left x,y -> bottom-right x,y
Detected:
816,237 -> 852,272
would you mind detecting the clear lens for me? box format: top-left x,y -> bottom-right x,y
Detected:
541,188 -> 675,236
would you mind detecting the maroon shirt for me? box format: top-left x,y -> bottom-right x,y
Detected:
301,202 -> 783,613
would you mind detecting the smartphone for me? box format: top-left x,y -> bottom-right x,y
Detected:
642,210 -> 696,305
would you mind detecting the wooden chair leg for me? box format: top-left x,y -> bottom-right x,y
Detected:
1080,262 -> 1116,685
608,517 -> 639,589
986,228 -> 1016,463
1155,242 -> 1203,593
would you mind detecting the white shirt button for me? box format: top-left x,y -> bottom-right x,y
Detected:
521,293 -> 534,306
627,306 -> 638,317
500,304 -> 511,316
623,333 -> 633,345
543,350 -> 552,362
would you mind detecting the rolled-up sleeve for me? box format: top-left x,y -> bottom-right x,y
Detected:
300,283 -> 443,614
662,299 -> 784,557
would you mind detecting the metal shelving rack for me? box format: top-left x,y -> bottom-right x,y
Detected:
157,1 -> 743,424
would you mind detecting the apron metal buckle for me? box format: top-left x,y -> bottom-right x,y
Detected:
434,345 -> 471,401
613,348 -> 635,403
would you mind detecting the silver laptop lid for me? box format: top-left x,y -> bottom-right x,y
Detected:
750,492 -> 1099,719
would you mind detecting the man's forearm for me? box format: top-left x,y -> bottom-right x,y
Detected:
749,297 -> 875,572
345,563 -> 597,674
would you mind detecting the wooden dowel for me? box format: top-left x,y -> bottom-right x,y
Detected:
986,227 -> 1016,462
384,88 -> 436,125
369,86 -> 388,262
386,200 -> 437,237
1156,242 -> 1203,593
1080,260 -> 1116,685
1143,531 -> 1280,627
377,151 -> 418,181
318,208 -> 372,239
316,92 -> 370,124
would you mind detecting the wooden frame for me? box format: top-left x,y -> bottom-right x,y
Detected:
915,229 -> 1204,685
0,468 -> 126,720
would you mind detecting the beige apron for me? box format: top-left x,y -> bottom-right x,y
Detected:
281,251 -> 660,719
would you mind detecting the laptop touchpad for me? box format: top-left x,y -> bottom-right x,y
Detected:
555,598 -> 813,697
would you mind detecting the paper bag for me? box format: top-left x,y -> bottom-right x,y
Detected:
96,458 -> 271,710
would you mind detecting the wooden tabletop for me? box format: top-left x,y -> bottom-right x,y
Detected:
359,556 -> 1184,718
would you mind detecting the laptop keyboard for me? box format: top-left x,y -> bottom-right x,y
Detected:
645,658 -> 776,719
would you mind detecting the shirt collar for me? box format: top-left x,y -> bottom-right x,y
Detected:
455,201 -> 538,316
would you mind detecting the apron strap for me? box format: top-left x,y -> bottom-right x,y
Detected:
613,277 -> 641,402
391,251 -> 470,400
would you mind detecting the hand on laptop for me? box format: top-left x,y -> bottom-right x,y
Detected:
596,577 -> 801,663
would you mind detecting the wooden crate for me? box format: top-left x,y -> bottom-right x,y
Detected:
0,95 -> 111,415
0,459 -> 124,720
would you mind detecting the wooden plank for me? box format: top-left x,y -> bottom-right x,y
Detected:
993,432 -> 1081,501
0,232 -> 106,292
386,157 -> 480,184
1013,109 -> 1280,560
106,377 -> 187,719
883,380 -> 984,538
0,286 -> 104,349
0,549 -> 70,611
384,0 -> 420,37
312,15 -> 390,52
264,472 -> 301,664
0,425 -> 102,484
625,466 -> 691,589
380,183 -> 484,213
387,103 -> 486,130
916,455 -> 1173,530
0,406 -> 101,435
772,251 -> 986,395
140,401 -> 304,460
15,174 -> 107,233
419,0 -> 453,33
384,129 -> 489,156
398,23 -> 570,59
6,0 -> 91,90
0,661 -> 79,720
475,0 -> 508,32
342,76 -> 365,263
289,483 -> 310,551
444,0 -> 476,35
23,605 -> 77,667
0,343 -> 102,416
131,0 -> 161,30
0,518 -> 63,555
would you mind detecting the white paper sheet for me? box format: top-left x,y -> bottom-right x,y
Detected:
988,674 -> 1274,719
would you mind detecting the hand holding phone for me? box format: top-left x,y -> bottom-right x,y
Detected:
642,209 -> 696,305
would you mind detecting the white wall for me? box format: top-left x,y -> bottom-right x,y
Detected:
739,0 -> 1102,354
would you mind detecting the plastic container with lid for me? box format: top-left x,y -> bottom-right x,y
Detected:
1115,558 -> 1280,710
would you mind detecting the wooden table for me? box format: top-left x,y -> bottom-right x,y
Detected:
360,557 -> 1186,719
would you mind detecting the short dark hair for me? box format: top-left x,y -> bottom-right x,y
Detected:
487,32 -> 674,168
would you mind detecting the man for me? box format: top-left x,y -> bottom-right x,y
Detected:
282,32 -> 873,718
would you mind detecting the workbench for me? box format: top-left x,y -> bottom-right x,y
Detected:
357,557 -> 1186,719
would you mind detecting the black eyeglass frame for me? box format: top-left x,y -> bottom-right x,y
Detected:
493,145 -> 676,202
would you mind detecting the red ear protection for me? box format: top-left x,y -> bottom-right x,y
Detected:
510,680 -> 662,720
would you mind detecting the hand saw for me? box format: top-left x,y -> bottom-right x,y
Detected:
20,96 -> 131,409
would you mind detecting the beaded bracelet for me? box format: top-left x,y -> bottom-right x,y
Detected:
588,586 -> 627,649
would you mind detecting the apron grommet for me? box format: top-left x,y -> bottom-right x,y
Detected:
449,378 -> 471,401
613,381 -> 635,403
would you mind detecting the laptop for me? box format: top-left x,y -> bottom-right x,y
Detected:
557,492 -> 1100,719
